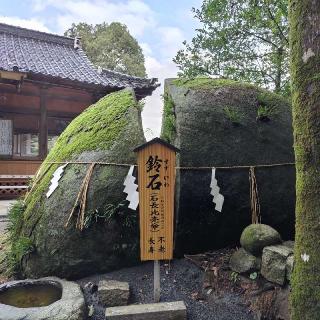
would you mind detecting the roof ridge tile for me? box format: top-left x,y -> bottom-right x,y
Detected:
0,22 -> 74,46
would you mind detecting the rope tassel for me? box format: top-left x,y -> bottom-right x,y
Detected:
65,163 -> 96,231
249,166 -> 261,224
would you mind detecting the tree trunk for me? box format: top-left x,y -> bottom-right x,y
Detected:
289,0 -> 320,318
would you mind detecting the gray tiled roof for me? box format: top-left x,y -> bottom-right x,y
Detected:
0,23 -> 159,94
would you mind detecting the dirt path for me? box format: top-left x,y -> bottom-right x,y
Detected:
78,259 -> 254,320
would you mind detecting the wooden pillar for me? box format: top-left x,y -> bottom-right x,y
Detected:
39,87 -> 48,159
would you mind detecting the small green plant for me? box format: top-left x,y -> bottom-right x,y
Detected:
5,200 -> 36,275
8,236 -> 34,275
223,107 -> 242,125
84,201 -> 126,229
7,200 -> 25,241
257,105 -> 278,121
249,272 -> 258,280
230,271 -> 240,283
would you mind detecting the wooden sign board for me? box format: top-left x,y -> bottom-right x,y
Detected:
134,138 -> 179,261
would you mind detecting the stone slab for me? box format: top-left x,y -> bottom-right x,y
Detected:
98,280 -> 129,307
105,301 -> 187,320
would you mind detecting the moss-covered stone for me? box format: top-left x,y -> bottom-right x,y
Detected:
240,224 -> 282,256
9,89 -> 145,279
162,78 -> 295,254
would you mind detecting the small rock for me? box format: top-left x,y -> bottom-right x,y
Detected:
286,255 -> 294,282
261,245 -> 293,285
98,280 -> 129,307
229,248 -> 261,274
240,224 -> 282,256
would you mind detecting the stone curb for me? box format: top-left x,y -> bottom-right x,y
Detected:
105,301 -> 187,319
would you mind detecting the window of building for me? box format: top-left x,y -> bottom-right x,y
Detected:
48,117 -> 71,152
12,115 -> 39,158
13,133 -> 39,157
0,115 -> 71,158
0,118 -> 13,156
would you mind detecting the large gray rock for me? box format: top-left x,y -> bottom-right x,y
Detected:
14,89 -> 145,279
261,244 -> 294,285
229,248 -> 261,274
240,224 -> 282,256
0,277 -> 85,320
162,78 -> 295,255
98,280 -> 129,307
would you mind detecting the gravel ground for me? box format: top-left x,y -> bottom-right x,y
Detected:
78,259 -> 254,320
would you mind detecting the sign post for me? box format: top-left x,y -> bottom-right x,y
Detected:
134,138 -> 179,302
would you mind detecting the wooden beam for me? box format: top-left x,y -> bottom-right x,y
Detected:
39,87 -> 48,160
0,85 -> 92,103
0,71 -> 27,81
0,106 -> 80,119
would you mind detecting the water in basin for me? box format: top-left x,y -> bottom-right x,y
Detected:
0,283 -> 62,308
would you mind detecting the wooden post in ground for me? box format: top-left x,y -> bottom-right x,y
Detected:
134,138 -> 179,304
154,260 -> 160,302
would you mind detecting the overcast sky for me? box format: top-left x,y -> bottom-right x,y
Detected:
0,0 -> 202,140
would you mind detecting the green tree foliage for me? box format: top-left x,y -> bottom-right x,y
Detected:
65,22 -> 146,77
289,0 -> 320,318
174,0 -> 290,95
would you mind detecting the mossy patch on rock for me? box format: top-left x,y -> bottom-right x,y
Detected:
9,89 -> 145,279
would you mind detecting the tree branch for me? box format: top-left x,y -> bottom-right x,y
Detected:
265,1 -> 289,45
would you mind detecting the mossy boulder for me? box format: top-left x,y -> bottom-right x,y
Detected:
162,78 -> 295,255
240,224 -> 282,256
10,89 -> 145,279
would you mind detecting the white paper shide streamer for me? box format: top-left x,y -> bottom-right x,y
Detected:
210,168 -> 224,212
46,164 -> 68,198
123,165 -> 139,210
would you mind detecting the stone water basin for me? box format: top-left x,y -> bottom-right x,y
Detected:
0,277 -> 85,320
